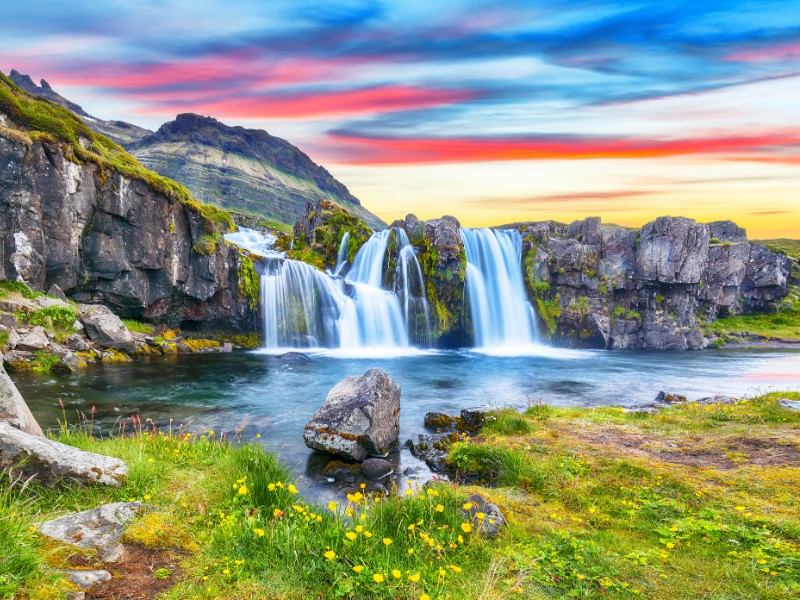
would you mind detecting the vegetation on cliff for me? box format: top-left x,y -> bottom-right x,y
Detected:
0,73 -> 234,234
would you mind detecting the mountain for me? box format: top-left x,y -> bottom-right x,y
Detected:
8,70 -> 385,230
9,69 -> 152,145
127,113 -> 385,229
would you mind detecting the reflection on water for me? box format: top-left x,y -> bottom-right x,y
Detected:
12,348 -> 800,502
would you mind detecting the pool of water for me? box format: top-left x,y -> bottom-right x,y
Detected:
12,347 -> 800,502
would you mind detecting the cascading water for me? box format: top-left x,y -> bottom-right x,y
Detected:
460,228 -> 539,349
226,227 -> 430,351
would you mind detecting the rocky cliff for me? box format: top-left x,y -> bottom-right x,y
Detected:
0,74 -> 258,333
128,113 -> 385,229
515,216 -> 792,350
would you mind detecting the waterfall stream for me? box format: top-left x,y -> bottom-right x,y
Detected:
460,228 -> 539,349
227,228 -> 430,351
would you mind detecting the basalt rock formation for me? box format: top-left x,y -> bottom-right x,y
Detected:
0,74 -> 258,333
515,216 -> 792,350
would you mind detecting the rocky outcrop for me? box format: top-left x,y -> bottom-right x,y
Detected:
516,216 -> 792,350
0,356 -> 44,436
304,369 -> 401,461
395,214 -> 468,345
0,421 -> 127,486
0,131 -> 258,333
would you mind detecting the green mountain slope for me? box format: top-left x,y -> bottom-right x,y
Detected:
127,113 -> 385,229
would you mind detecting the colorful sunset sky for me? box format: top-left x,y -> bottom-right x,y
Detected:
2,1 -> 799,237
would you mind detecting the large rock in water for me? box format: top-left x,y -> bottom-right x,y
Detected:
79,304 -> 136,352
0,422 -> 127,486
0,356 -> 44,436
303,369 -> 401,461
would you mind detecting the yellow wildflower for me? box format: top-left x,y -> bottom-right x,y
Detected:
392,569 -> 402,579
666,542 -> 675,549
421,595 -> 430,600
475,512 -> 485,520
353,565 -> 364,573
450,565 -> 462,573
355,525 -> 363,533
461,523 -> 472,533
238,485 -> 248,495
345,531 -> 357,541
288,484 -> 299,494
373,573 -> 384,583
383,538 -> 393,546
435,504 -> 444,513
328,501 -> 338,511
268,483 -> 276,491
253,528 -> 265,537
462,502 -> 473,510
409,572 -> 421,582
408,548 -> 415,555
324,550 -> 336,560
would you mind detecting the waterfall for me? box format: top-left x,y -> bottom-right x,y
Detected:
460,228 -> 538,348
226,227 -> 430,351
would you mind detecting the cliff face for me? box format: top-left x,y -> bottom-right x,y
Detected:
128,113 -> 386,229
516,216 -> 792,350
0,133 -> 257,333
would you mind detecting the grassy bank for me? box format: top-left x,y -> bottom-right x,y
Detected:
2,392 -> 799,598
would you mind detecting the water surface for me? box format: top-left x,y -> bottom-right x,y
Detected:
13,348 -> 800,502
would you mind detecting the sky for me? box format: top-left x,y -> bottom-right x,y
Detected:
1,0 -> 799,238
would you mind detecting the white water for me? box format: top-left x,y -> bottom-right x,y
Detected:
227,228 -> 430,351
460,228 -> 539,349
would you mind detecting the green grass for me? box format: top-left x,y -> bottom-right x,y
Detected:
0,280 -> 41,299
756,239 -> 800,260
703,285 -> 800,341
4,394 -> 798,598
121,319 -> 155,334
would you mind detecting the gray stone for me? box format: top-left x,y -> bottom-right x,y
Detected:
59,569 -> 112,589
46,284 -> 68,301
65,334 -> 87,352
79,304 -> 135,352
636,217 -> 709,284
219,342 -> 233,352
16,326 -> 50,352
5,329 -> 20,349
655,391 -> 687,403
303,369 -> 401,461
37,502 -> 147,562
58,352 -> 82,373
275,351 -> 311,362
778,399 -> 800,411
361,457 -> 393,480
0,359 -> 44,436
461,494 -> 506,537
0,421 -> 127,485
66,592 -> 86,600
0,313 -> 18,329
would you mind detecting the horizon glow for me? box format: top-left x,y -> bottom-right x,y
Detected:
2,1 -> 799,237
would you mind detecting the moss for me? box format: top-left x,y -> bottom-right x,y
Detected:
286,240 -> 326,270
0,331 -> 8,348
626,310 -> 641,320
598,284 -> 608,295
709,237 -> 721,245
535,294 -> 562,337
237,253 -> 260,310
31,350 -> 61,373
181,338 -> 221,352
227,333 -> 261,349
613,305 -> 626,317
121,319 -> 155,334
193,234 -> 218,255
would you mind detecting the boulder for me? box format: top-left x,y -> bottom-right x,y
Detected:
79,304 -> 135,352
59,569 -> 112,589
46,284 -> 68,301
65,333 -> 87,352
778,399 -> 800,411
655,391 -> 687,403
361,457 -> 393,480
16,325 -> 50,352
37,502 -> 148,562
303,369 -> 401,461
0,359 -> 44,436
275,351 -> 311,363
0,422 -> 127,486
1,312 -> 18,329
461,494 -> 507,538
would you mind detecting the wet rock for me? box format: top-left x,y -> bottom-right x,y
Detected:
16,326 -> 50,352
57,352 -> 82,373
778,399 -> 800,411
220,342 -> 233,353
423,409 -> 486,433
322,460 -> 360,483
304,369 -> 401,462
276,351 -> 311,362
407,432 -> 462,472
0,422 -> 127,486
655,391 -> 687,403
37,502 -> 148,562
0,358 -> 44,436
59,569 -> 112,589
361,457 -> 393,480
79,304 -> 135,352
